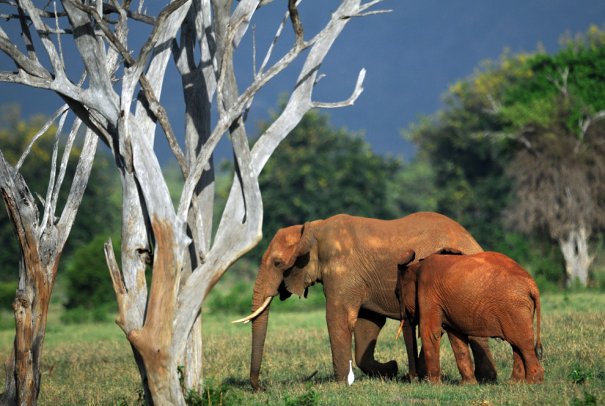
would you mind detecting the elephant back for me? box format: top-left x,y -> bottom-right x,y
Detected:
396,212 -> 483,262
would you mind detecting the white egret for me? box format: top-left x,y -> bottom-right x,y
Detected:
347,360 -> 355,386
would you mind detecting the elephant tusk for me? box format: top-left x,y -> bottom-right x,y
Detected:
395,319 -> 405,340
231,296 -> 273,324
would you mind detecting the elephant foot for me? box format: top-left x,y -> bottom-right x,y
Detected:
526,365 -> 545,384
360,359 -> 398,379
250,374 -> 265,392
507,377 -> 523,384
475,367 -> 498,384
468,338 -> 498,384
460,377 -> 478,385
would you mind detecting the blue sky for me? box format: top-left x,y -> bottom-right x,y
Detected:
1,0 -> 604,164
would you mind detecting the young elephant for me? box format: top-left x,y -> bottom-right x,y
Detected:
397,249 -> 544,384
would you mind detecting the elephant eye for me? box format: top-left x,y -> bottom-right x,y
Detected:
273,259 -> 284,268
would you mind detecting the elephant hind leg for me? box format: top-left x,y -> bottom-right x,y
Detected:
446,329 -> 477,385
468,336 -> 498,383
354,309 -> 397,378
509,346 -> 526,383
514,340 -> 545,384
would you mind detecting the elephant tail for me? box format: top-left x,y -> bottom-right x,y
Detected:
531,285 -> 543,361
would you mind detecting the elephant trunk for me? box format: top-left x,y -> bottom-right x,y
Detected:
249,274 -> 280,391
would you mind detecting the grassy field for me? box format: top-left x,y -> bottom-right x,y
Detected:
0,292 -> 604,405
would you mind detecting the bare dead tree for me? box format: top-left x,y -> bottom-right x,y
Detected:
0,109 -> 98,405
1,0 -> 387,404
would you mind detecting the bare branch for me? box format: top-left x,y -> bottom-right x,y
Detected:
19,0 -> 66,76
257,0 -> 292,75
17,3 -> 38,61
16,104 -> 69,171
547,66 -> 570,98
288,0 -> 303,47
0,31 -> 51,79
312,68 -> 365,108
53,1 -> 65,69
68,0 -> 187,171
579,110 -> 605,137
50,115 -> 82,216
352,0 -> 389,16
134,0 -> 189,73
344,9 -> 392,18
103,2 -> 155,25
56,127 -> 98,246
104,238 -> 129,332
38,108 -> 68,237
62,0 -> 119,120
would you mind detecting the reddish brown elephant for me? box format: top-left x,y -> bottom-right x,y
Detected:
398,250 -> 544,384
233,212 -> 498,390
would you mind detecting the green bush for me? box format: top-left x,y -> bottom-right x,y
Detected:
205,281 -> 326,315
284,384 -> 319,406
60,303 -> 114,324
63,234 -> 120,312
0,280 -> 16,311
491,231 -> 565,292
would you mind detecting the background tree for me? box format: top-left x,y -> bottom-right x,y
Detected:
0,0 -> 385,403
500,28 -> 605,286
406,63 -> 516,249
408,25 -> 605,288
259,109 -> 400,242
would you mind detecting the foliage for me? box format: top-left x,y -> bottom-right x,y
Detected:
500,43 -> 605,241
407,26 -> 605,285
571,391 -> 598,406
223,109 -> 407,269
405,80 -> 515,249
178,368 -> 241,406
384,155 -> 438,215
488,232 -> 565,291
284,384 -> 319,406
0,281 -> 17,312
62,234 -> 120,312
0,293 -> 603,404
206,279 -> 325,315
258,109 -> 401,234
0,105 -> 120,282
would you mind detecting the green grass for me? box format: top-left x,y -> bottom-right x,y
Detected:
0,293 -> 604,405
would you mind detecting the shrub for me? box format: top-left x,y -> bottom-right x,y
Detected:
205,281 -> 325,315
0,280 -> 16,311
60,303 -> 114,324
63,234 -> 120,311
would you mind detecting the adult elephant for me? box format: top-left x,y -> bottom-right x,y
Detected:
233,212 -> 497,390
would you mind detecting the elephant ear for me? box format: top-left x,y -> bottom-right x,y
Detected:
397,250 -> 416,288
282,221 -> 316,268
281,221 -> 318,298
398,249 -> 415,266
283,259 -> 307,298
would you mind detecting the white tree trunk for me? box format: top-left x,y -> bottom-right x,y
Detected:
1,0 -> 386,403
559,226 -> 593,287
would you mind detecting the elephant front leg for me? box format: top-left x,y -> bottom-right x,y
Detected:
402,317 -> 418,380
419,313 -> 443,383
353,309 -> 397,378
326,300 -> 358,382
